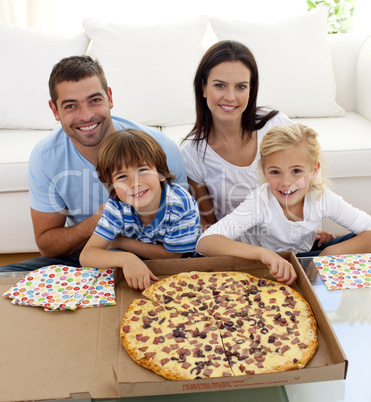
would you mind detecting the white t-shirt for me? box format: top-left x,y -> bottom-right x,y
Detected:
180,112 -> 292,221
198,184 -> 371,254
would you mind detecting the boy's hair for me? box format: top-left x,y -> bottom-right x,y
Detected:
96,129 -> 176,198
259,124 -> 326,192
49,55 -> 109,106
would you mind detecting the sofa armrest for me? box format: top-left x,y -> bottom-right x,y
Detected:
356,34 -> 371,122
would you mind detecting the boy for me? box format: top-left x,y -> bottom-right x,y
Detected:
80,129 -> 201,290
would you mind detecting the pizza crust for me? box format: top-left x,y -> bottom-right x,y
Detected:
121,271 -> 318,380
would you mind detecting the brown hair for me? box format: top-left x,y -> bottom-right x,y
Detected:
49,55 -> 109,106
96,129 -> 176,198
182,40 -> 278,148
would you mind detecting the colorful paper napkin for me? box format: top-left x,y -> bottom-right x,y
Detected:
76,268 -> 116,309
313,254 -> 371,290
3,265 -> 116,310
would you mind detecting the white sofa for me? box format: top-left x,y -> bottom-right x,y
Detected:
1,7 -> 371,254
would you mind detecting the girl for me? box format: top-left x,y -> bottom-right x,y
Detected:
196,124 -> 371,285
80,129 -> 201,290
181,40 -> 293,229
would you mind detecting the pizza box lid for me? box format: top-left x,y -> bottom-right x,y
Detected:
0,254 -> 347,401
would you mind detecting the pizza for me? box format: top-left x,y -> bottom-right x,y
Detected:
120,271 -> 318,380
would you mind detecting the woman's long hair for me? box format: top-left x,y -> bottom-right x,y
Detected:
183,40 -> 278,148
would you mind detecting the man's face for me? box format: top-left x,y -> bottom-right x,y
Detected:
49,75 -> 114,150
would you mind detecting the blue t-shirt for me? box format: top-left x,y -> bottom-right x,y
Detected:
94,184 -> 201,253
27,116 -> 187,227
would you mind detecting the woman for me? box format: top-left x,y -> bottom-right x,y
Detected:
181,40 -> 293,229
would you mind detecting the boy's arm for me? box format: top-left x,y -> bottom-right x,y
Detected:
111,236 -> 183,259
80,233 -> 158,290
197,234 -> 297,285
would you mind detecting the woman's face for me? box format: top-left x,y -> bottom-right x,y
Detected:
202,61 -> 251,126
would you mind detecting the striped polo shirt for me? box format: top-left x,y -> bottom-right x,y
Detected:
94,183 -> 201,253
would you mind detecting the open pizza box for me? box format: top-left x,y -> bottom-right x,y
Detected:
0,253 -> 347,401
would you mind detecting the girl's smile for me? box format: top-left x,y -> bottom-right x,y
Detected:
263,146 -> 319,221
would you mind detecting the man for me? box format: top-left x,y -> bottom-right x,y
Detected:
1,55 -> 187,271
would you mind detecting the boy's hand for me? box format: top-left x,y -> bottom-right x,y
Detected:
122,254 -> 159,290
316,230 -> 336,247
260,250 -> 297,286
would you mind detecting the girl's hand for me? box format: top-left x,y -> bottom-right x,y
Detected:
260,250 -> 297,285
122,254 -> 159,290
316,230 -> 336,247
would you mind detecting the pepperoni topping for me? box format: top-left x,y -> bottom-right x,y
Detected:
122,272 -> 316,380
162,346 -> 172,354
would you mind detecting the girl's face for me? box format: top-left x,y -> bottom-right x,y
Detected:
112,163 -> 164,217
263,145 -> 319,221
202,61 -> 251,126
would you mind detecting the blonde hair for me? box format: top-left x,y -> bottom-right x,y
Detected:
96,129 -> 176,198
259,124 -> 326,192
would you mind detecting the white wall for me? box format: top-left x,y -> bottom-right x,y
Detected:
1,0 -> 308,32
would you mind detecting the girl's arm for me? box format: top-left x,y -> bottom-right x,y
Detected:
80,233 -> 158,290
111,236 -> 183,259
197,234 -> 297,285
187,178 -> 216,231
319,230 -> 371,256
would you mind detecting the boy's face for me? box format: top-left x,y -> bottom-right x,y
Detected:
112,163 -> 164,216
263,145 -> 319,220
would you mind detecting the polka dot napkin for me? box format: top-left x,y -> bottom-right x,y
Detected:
313,254 -> 371,291
2,265 -> 116,310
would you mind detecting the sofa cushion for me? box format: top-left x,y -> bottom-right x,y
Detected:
83,16 -> 209,127
0,129 -> 52,192
356,35 -> 371,122
162,113 -> 371,181
0,21 -> 89,130
210,7 -> 345,118
294,113 -> 371,179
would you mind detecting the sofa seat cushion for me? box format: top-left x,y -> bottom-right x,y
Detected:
162,112 -> 371,181
294,112 -> 371,179
0,129 -> 52,192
